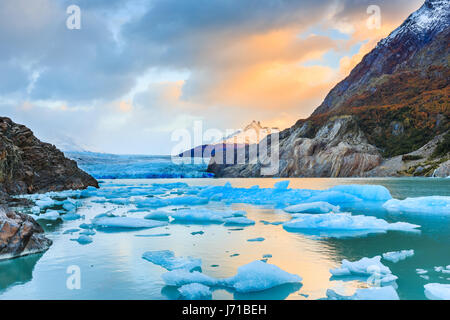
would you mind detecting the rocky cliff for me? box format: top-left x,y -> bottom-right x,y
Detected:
0,116 -> 98,259
208,0 -> 449,178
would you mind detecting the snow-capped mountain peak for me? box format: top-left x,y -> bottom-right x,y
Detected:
381,0 -> 449,45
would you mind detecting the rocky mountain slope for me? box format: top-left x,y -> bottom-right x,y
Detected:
0,116 -> 98,259
208,0 -> 449,178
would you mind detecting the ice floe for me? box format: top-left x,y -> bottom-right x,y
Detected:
248,237 -> 265,242
223,217 -> 255,226
283,202 -> 340,214
283,213 -> 420,238
383,196 -> 450,215
382,250 -> 414,263
178,283 -> 212,300
327,286 -> 399,300
142,250 -> 201,271
92,217 -> 168,229
162,260 -> 302,294
330,256 -> 397,285
71,235 -> 93,245
35,210 -> 61,221
144,211 -> 171,221
424,283 -> 450,300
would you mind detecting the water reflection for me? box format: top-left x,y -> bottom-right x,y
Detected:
0,253 -> 44,293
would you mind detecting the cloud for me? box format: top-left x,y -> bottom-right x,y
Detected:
0,0 -> 427,153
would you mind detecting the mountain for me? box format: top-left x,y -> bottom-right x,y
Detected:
179,120 -> 278,158
207,0 -> 449,178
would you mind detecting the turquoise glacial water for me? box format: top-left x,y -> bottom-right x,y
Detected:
0,178 -> 449,300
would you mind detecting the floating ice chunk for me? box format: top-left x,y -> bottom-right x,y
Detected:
284,202 -> 340,214
223,217 -> 255,226
79,223 -> 95,230
382,250 -> 414,263
424,283 -> 450,300
191,231 -> 204,235
62,199 -> 78,211
93,217 -> 168,229
330,256 -> 395,284
221,260 -> 302,293
63,228 -> 80,234
31,206 -> 40,214
80,229 -> 96,236
152,182 -> 189,189
263,254 -> 272,258
162,270 -> 218,287
35,197 -> 57,209
420,275 -> 430,280
327,286 -> 399,300
247,237 -> 265,242
142,250 -> 201,271
383,196 -> 450,215
178,283 -> 212,300
283,213 -> 420,237
36,210 -> 61,221
305,191 -> 362,206
62,212 -> 82,221
135,233 -> 171,237
328,185 -> 392,202
171,209 -> 244,224
71,235 -> 93,245
274,181 -> 290,190
144,211 -> 171,221
416,269 -> 428,275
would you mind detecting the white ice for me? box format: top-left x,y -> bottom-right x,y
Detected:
92,216 -> 168,229
382,250 -> 414,263
283,202 -> 340,214
327,286 -> 399,300
283,213 -> 420,237
330,256 -> 397,284
424,283 -> 450,300
178,283 -> 212,300
383,196 -> 450,215
142,250 -> 201,271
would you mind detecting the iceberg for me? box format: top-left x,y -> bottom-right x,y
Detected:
71,235 -> 93,245
162,260 -> 302,293
283,202 -> 340,214
223,217 -> 255,226
328,185 -> 392,202
144,211 -> 171,221
162,270 -> 217,287
327,286 -> 399,300
171,209 -> 246,224
382,250 -> 414,263
424,283 -> 450,300
220,260 -> 302,293
178,283 -> 212,300
36,210 -> 61,221
383,196 -> 450,215
92,217 -> 168,229
330,256 -> 397,284
247,237 -> 265,242
416,269 -> 428,275
142,250 -> 201,271
283,213 -> 420,238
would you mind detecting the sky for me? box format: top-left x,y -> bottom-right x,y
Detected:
0,0 -> 424,155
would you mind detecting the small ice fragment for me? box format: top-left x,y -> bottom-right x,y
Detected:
382,250 -> 414,263
284,202 -> 340,214
247,237 -> 265,242
230,254 -> 240,257
36,210 -> 61,221
144,211 -> 171,221
79,223 -> 95,230
263,254 -> 272,258
63,228 -> 80,234
93,217 -> 168,229
80,229 -> 96,236
420,275 -> 430,280
330,256 -> 394,283
135,233 -> 170,237
162,270 -> 217,287
62,212 -> 82,221
424,283 -> 450,300
327,286 -> 399,300
142,250 -> 201,271
416,269 -> 428,275
191,231 -> 204,235
220,260 -> 302,293
71,235 -> 93,245
178,283 -> 212,300
274,180 -> 290,190
224,217 -> 255,226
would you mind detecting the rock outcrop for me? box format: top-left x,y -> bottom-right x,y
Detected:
0,116 -> 98,259
0,116 -> 98,201
0,206 -> 52,260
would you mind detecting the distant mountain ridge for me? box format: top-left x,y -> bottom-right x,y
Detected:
208,0 -> 449,178
179,120 -> 279,158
